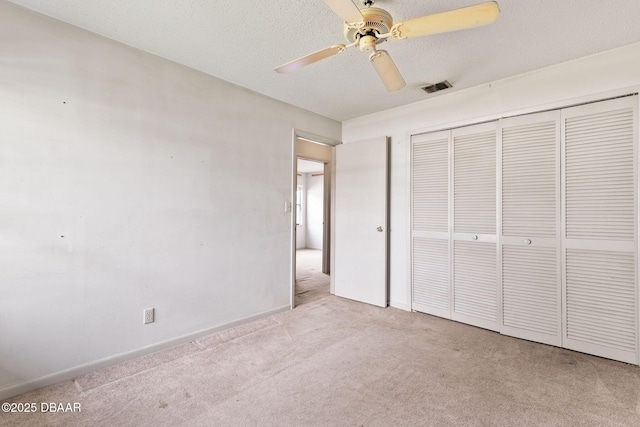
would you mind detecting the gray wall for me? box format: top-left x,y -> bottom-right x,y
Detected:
0,1 -> 340,398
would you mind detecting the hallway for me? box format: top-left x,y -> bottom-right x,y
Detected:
295,249 -> 329,306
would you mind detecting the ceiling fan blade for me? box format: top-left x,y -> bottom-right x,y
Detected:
275,44 -> 346,74
369,50 -> 406,92
324,0 -> 364,23
391,1 -> 500,39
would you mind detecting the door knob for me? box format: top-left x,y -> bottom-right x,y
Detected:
524,239 -> 532,245
377,226 -> 384,232
472,235 -> 478,240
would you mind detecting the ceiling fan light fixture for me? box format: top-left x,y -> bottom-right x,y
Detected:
344,7 -> 393,43
276,1 -> 500,94
358,34 -> 378,51
370,50 -> 405,91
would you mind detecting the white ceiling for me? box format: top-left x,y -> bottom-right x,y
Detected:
298,159 -> 325,174
8,0 -> 640,121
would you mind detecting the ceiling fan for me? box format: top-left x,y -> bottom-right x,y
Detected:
275,0 -> 500,91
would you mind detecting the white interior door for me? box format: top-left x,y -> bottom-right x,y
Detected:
561,96 -> 638,364
411,130 -> 451,318
499,111 -> 562,346
334,137 -> 388,307
451,122 -> 499,331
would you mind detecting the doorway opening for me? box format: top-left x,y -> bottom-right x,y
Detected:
296,159 -> 328,306
291,133 -> 337,309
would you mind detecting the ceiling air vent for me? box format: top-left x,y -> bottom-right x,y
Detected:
421,81 -> 452,93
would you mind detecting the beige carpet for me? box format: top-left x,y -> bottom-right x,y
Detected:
3,251 -> 640,426
295,249 -> 329,306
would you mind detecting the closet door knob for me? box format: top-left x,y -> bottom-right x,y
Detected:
377,226 -> 384,232
472,235 -> 478,240
524,239 -> 532,245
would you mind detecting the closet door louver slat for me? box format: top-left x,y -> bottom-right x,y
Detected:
453,130 -> 496,235
412,137 -> 449,233
565,107 -> 635,241
453,241 -> 497,329
502,246 -> 559,337
502,120 -> 557,237
412,238 -> 449,317
565,250 -> 636,362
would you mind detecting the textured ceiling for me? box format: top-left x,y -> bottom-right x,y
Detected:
7,0 -> 640,121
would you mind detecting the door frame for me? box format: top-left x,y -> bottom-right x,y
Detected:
290,129 -> 340,309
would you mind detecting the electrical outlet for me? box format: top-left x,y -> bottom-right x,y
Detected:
144,308 -> 154,324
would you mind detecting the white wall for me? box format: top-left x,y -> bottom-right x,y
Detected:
305,174 -> 324,249
296,173 -> 307,249
0,2 -> 340,399
294,172 -> 323,250
342,42 -> 640,311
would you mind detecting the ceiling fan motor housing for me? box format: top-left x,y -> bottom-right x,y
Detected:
344,7 -> 393,45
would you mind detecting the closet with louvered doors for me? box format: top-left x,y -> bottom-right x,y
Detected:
410,95 -> 639,365
451,122 -> 499,331
561,96 -> 638,364
498,111 -> 562,347
411,130 -> 451,318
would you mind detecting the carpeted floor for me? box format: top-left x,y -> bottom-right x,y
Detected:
295,249 -> 329,306
2,250 -> 640,426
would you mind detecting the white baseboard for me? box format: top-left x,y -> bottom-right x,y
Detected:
0,305 -> 290,401
390,301 -> 411,311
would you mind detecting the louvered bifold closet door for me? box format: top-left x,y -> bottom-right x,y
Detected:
411,130 -> 451,318
499,111 -> 562,346
452,122 -> 499,331
562,96 -> 638,365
